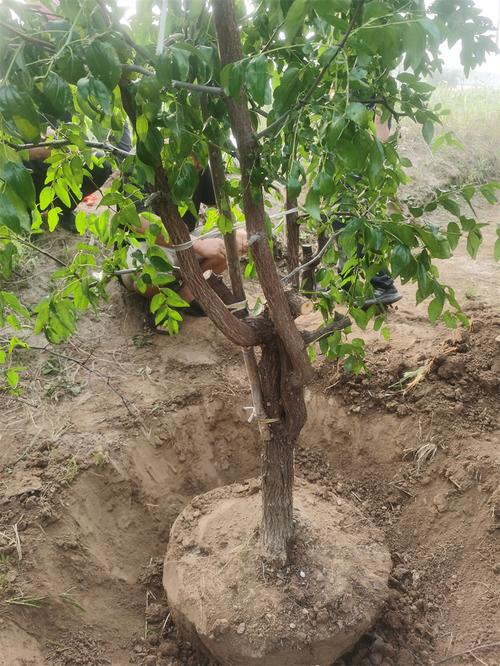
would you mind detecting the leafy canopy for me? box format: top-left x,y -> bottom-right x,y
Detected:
0,0 -> 498,386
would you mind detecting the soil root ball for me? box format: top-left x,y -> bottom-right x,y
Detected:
164,480 -> 391,666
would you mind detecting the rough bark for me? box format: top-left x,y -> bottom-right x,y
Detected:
285,192 -> 300,290
259,338 -> 307,563
153,167 -> 262,347
205,135 -> 246,303
301,244 -> 315,293
212,0 -> 313,387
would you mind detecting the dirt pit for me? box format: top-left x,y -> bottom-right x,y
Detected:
1,202 -> 500,666
1,304 -> 499,666
164,480 -> 391,666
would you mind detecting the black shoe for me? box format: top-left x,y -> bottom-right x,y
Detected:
183,300 -> 206,317
362,286 -> 402,309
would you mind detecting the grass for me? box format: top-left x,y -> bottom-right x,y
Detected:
63,456 -> 79,485
400,83 -> 500,202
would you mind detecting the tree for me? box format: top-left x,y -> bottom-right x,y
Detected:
0,0 -> 498,568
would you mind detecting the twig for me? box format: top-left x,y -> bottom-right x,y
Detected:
389,482 -> 415,498
282,231 -> 340,284
434,642 -> 500,664
5,139 -> 131,159
27,345 -> 138,418
0,20 -> 56,51
0,236 -> 66,267
256,2 -> 364,140
13,524 -> 22,561
121,64 -> 224,95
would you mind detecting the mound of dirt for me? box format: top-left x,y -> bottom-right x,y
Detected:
164,479 -> 391,666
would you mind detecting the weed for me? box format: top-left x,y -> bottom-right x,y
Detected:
403,419 -> 443,471
64,456 -> 79,485
60,590 -> 86,613
3,595 -> 49,608
93,451 -> 109,468
132,333 -> 153,348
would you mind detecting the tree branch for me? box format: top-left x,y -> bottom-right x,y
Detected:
256,3 -> 364,140
5,139 -> 131,159
212,0 -> 314,386
282,230 -> 340,284
0,20 -> 56,52
0,236 -> 66,267
121,64 -> 225,95
301,312 -> 351,345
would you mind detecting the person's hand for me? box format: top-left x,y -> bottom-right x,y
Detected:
235,229 -> 248,255
192,237 -> 227,262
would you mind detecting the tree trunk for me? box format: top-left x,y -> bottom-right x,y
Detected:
211,0 -> 312,563
211,0 -> 313,388
258,338 -> 307,563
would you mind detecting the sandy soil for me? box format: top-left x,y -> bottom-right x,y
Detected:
0,190 -> 499,666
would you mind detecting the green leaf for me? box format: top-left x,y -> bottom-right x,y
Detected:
86,41 -> 122,91
428,297 -> 443,324
171,163 -> 199,202
171,47 -> 191,81
305,188 -> 321,222
346,102 -> 371,128
164,288 -> 189,308
74,211 -> 87,235
220,61 -> 244,100
313,0 -> 351,23
43,72 -> 73,117
39,187 -> 55,211
422,120 -> 434,145
54,180 -> 72,208
0,84 -> 41,141
284,0 -> 310,44
479,183 -> 499,205
466,228 -> 482,259
246,56 -> 269,106
77,77 -> 112,116
391,244 -> 412,278
441,197 -> 461,218
317,171 -> 334,197
494,238 -> 500,262
48,207 -> 61,232
326,116 -> 347,150
2,162 -> 36,210
0,193 -> 21,233
0,242 -> 18,279
442,311 -> 457,329
404,22 -> 426,71
136,114 -> 149,142
446,221 -> 460,250
150,293 -> 165,313
6,368 -> 20,389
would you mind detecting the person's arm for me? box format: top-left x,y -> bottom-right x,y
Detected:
135,215 -> 171,247
27,146 -> 52,161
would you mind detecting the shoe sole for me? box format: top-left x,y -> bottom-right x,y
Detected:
362,292 -> 403,309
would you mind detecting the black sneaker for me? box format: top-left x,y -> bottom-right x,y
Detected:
362,286 -> 403,309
